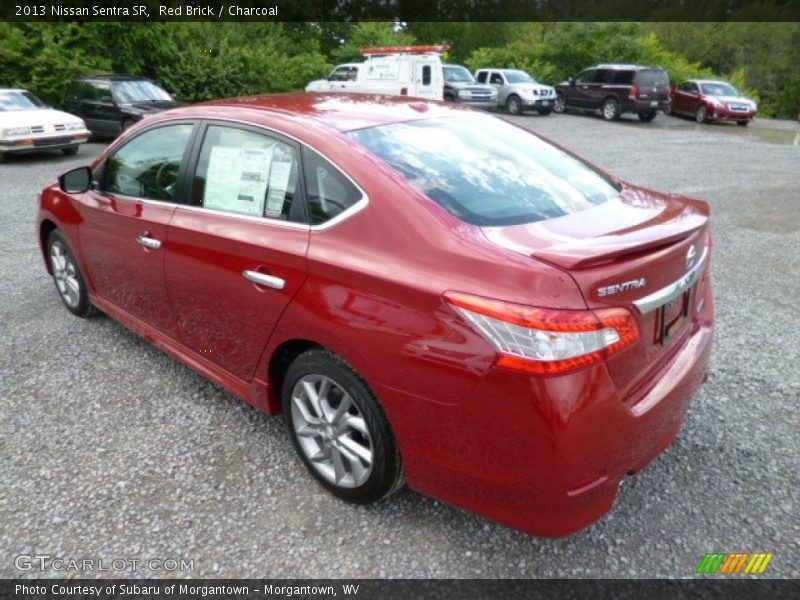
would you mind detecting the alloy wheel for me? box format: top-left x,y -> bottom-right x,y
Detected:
603,99 -> 618,121
290,374 -> 374,488
554,94 -> 566,113
696,105 -> 707,123
50,241 -> 81,308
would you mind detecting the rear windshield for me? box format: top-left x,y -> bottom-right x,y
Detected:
635,69 -> 669,87
348,115 -> 619,227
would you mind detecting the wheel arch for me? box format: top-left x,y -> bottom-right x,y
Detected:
39,219 -> 59,274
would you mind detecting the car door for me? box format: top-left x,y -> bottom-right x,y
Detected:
78,121 -> 197,337
488,71 -> 508,103
571,69 -> 596,108
87,81 -> 121,136
680,81 -> 701,115
326,66 -> 352,92
585,68 -> 611,109
414,61 -> 437,99
164,122 -> 310,382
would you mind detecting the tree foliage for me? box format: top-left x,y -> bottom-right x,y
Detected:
0,21 -> 796,118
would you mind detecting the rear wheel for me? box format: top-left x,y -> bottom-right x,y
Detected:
554,92 -> 566,114
505,95 -> 523,116
602,98 -> 620,121
638,111 -> 657,122
282,349 -> 404,504
47,230 -> 98,317
695,105 -> 708,124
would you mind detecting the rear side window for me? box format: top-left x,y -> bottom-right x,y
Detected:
593,69 -> 612,84
422,65 -> 432,86
301,148 -> 362,225
635,69 -> 669,87
349,115 -> 619,227
609,70 -> 635,85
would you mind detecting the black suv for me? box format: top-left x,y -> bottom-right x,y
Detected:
442,64 -> 498,110
554,64 -> 670,122
64,75 -> 182,137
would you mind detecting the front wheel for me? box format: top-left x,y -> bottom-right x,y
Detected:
505,95 -> 523,116
638,111 -> 657,122
554,92 -> 566,114
695,105 -> 708,124
47,230 -> 98,317
602,98 -> 620,121
282,349 -> 404,504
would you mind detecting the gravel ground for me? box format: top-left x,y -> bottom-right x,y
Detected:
0,112 -> 798,579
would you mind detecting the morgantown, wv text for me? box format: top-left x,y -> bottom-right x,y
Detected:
160,4 -> 279,17
16,583 -> 360,597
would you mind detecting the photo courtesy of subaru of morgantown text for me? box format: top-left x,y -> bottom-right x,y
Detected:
39,93 -> 713,536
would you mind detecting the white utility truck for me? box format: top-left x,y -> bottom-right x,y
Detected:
305,46 -> 447,101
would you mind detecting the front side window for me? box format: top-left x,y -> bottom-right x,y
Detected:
329,67 -> 351,82
349,115 -> 619,227
191,125 -> 301,221
476,71 -> 488,84
102,123 -> 194,201
575,69 -> 595,84
112,80 -> 172,104
302,148 -> 362,225
489,73 -> 504,85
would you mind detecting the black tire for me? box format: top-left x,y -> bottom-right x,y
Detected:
695,105 -> 708,124
537,108 -> 553,116
553,92 -> 567,114
62,145 -> 79,156
737,120 -> 749,127
282,349 -> 404,504
602,97 -> 620,121
638,111 -> 657,122
46,230 -> 99,318
664,101 -> 673,116
505,95 -> 523,116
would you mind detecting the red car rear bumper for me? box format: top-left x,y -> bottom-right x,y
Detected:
382,283 -> 714,537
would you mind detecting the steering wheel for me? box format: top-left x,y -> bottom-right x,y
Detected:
154,161 -> 180,199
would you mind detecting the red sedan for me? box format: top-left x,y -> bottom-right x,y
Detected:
38,94 -> 714,537
668,79 -> 757,125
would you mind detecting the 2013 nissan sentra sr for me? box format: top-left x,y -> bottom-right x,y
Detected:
37,94 -> 714,536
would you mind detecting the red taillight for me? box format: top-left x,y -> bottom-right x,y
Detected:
444,292 -> 639,376
400,87 -> 408,96
629,85 -> 639,99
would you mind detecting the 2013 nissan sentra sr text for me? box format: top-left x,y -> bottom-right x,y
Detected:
37,94 -> 714,536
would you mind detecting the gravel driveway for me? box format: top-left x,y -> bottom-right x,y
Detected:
1,112 -> 798,579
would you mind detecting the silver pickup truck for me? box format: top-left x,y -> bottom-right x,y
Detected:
475,68 -> 557,115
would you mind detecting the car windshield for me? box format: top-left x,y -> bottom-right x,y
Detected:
349,115 -> 619,227
504,71 -> 536,84
0,90 -> 46,111
443,66 -> 475,83
112,80 -> 172,103
700,82 -> 739,97
635,70 -> 669,87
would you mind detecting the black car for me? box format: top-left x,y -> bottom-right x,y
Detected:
442,64 -> 498,109
64,75 -> 182,137
554,64 -> 670,122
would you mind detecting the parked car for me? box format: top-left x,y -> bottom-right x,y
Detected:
0,88 -> 89,162
39,94 -> 713,537
554,64 -> 670,122
475,68 -> 556,115
306,45 -> 446,101
667,79 -> 757,126
64,75 -> 182,138
442,64 -> 497,109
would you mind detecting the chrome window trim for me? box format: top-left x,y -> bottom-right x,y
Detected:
633,246 -> 709,314
98,114 -> 370,232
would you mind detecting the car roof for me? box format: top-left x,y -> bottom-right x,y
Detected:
0,88 -> 29,93
77,74 -> 152,82
593,64 -> 662,70
186,93 -> 465,133
691,79 -> 732,85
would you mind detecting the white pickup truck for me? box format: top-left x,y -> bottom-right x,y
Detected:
305,46 -> 446,101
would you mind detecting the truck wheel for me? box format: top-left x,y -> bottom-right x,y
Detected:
505,95 -> 523,116
554,92 -> 566,114
602,98 -> 620,121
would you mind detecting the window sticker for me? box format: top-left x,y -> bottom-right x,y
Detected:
204,146 -> 274,216
264,145 -> 293,218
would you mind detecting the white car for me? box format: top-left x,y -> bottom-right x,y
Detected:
475,68 -> 557,115
0,88 -> 90,162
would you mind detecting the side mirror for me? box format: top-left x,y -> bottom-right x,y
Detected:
59,166 -> 93,194
568,77 -> 575,85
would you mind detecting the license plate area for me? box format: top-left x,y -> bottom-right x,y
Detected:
655,287 -> 692,345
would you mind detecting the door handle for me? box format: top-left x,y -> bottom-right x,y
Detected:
136,235 -> 161,250
243,270 -> 285,290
